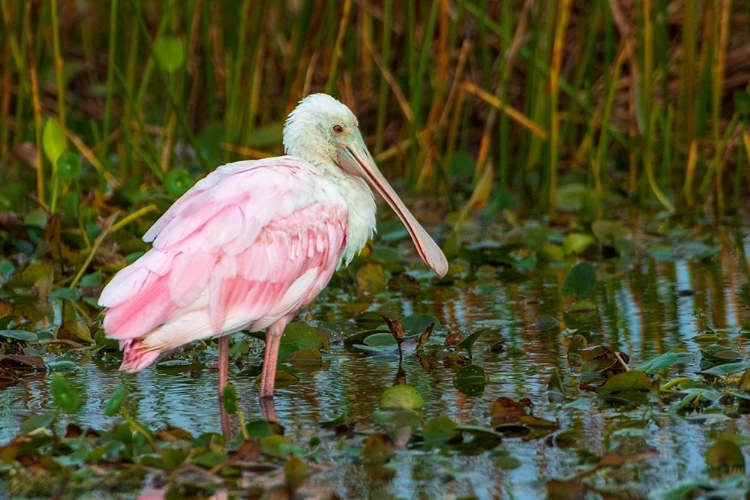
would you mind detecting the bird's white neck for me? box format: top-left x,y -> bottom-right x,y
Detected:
314,161 -> 376,266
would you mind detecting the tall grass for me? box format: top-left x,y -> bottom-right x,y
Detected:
1,0 -> 749,223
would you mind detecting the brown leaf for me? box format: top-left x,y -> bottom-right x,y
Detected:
0,367 -> 19,387
380,314 -> 405,345
0,355 -> 46,372
155,427 -> 194,442
598,447 -> 659,467
233,439 -> 262,460
491,396 -> 531,425
444,332 -> 464,349
546,479 -> 588,500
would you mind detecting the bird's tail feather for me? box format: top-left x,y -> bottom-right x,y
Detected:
120,339 -> 162,372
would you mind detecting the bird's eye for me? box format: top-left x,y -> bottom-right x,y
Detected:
332,124 -> 344,134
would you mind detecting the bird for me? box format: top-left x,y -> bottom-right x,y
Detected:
98,93 -> 448,409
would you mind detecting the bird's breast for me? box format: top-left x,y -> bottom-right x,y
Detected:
337,177 -> 377,266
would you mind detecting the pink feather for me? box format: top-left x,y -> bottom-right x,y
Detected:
99,157 -> 348,371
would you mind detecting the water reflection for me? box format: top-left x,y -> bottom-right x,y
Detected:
1,223 -> 750,497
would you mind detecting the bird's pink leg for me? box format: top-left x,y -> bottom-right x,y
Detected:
218,335 -> 229,396
218,336 -> 231,438
259,321 -> 285,400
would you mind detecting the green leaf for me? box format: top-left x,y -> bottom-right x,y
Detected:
57,151 -> 81,181
422,416 -> 459,446
42,118 -> 67,167
362,433 -> 395,464
363,332 -> 398,348
162,447 -> 190,471
245,419 -> 275,439
702,361 -> 750,377
379,384 -> 424,410
20,412 -> 56,434
453,364 -> 486,396
562,262 -> 597,299
153,35 -> 185,72
563,233 -> 597,255
191,450 -> 228,468
285,454 -> 312,490
401,314 -> 441,335
261,434 -> 294,458
164,167 -> 193,198
533,315 -> 559,331
104,384 -> 126,416
222,384 -> 238,414
634,352 -> 685,373
457,330 -> 484,359
598,371 -> 652,393
706,439 -> 745,472
0,329 -> 37,341
282,322 -> 322,350
51,375 -> 82,414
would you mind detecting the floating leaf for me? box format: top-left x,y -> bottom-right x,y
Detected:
491,397 -> 530,425
563,233 -> 596,256
422,416 -> 459,446
0,329 -> 37,342
261,434 -> 294,458
453,364 -> 486,396
285,454 -> 312,490
104,384 -> 126,416
634,352 -> 687,373
362,433 -> 395,464
444,332 -> 464,349
379,385 -> 424,410
562,262 -> 597,300
362,332 -> 398,348
355,262 -> 387,293
702,361 -> 750,377
282,322 -> 323,350
547,367 -> 566,400
591,220 -> 628,244
533,315 -> 560,331
598,371 -> 652,393
705,439 -> 745,473
401,314 -> 441,335
51,376 -> 82,414
20,412 -> 56,434
286,348 -> 323,363
153,35 -> 185,72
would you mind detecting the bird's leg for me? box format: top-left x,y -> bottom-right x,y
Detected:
218,336 -> 231,439
259,322 -> 285,401
218,335 -> 229,396
260,396 -> 277,422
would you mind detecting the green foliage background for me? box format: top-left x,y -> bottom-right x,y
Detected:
1,0 -> 749,224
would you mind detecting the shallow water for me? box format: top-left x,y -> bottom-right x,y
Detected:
2,220 -> 750,498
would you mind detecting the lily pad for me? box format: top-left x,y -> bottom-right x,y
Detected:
561,262 -> 597,300
453,364 -> 486,396
379,385 -> 424,410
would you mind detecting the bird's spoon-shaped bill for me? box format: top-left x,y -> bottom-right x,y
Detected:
337,130 -> 449,278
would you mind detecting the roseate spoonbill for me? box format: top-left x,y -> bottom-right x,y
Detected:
98,93 -> 448,406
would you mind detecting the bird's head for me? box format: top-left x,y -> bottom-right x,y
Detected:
282,93 -> 448,278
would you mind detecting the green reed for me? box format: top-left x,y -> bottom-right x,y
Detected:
0,0 -> 748,224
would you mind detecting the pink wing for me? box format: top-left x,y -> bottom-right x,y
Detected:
99,157 -> 348,369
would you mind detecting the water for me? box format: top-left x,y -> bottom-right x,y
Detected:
1,220 -> 750,498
